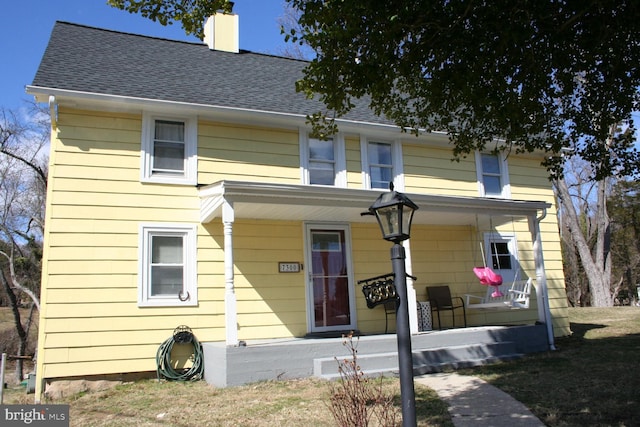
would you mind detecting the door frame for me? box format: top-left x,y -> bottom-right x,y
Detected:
303,222 -> 357,333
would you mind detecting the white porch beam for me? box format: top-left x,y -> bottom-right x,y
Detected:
198,180 -> 552,227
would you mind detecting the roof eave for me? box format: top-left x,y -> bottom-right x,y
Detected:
26,85 -> 409,137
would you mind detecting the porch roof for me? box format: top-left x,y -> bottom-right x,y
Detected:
199,180 -> 551,226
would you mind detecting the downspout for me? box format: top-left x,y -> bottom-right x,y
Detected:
48,95 -> 57,131
532,208 -> 556,350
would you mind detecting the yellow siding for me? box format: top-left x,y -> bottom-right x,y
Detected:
42,359 -> 156,379
38,108 -> 229,389
230,220 -> 308,338
403,143 -> 478,196
351,223 -> 398,332
346,136 -> 363,187
198,121 -> 300,184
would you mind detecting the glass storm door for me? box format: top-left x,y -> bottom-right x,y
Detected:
306,225 -> 355,332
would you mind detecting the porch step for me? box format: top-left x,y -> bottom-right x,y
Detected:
313,341 -> 523,380
412,342 -> 524,374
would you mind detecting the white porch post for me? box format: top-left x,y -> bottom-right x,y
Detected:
530,210 -> 556,350
223,201 -> 238,346
403,240 -> 419,334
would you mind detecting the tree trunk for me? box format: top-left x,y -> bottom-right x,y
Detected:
555,177 -> 613,306
14,304 -> 36,381
0,269 -> 29,381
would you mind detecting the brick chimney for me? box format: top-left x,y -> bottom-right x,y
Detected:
203,12 -> 239,53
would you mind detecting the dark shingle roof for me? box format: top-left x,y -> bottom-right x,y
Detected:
31,21 -> 391,126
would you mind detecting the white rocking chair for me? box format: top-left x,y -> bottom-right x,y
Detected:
465,278 -> 533,309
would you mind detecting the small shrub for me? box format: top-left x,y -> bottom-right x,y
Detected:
328,332 -> 399,427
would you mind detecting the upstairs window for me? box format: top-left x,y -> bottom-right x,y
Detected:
476,152 -> 510,198
361,138 -> 402,190
309,137 -> 336,185
368,142 -> 393,189
141,113 -> 197,185
300,132 -> 346,187
139,223 -> 197,307
153,120 -> 185,175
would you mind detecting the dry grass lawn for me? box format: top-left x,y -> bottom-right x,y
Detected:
462,306 -> 640,426
3,376 -> 452,426
4,306 -> 639,426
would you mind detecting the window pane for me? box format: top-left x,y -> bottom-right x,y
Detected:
484,176 -> 502,196
155,120 -> 184,142
370,166 -> 392,189
369,142 -> 391,165
152,236 -> 183,263
491,242 -> 512,270
153,120 -> 185,174
481,154 -> 500,174
154,141 -> 185,172
309,168 -> 335,185
151,266 -> 183,296
309,138 -> 334,160
312,231 -> 342,252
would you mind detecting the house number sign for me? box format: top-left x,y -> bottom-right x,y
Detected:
279,262 -> 301,273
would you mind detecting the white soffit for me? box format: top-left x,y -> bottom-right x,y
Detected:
199,180 -> 551,226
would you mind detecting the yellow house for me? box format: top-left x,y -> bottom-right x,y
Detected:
28,15 -> 569,399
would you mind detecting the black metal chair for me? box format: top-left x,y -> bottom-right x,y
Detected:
426,285 -> 467,330
383,300 -> 397,333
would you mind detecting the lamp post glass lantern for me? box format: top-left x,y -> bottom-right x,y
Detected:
368,186 -> 418,426
369,190 -> 418,243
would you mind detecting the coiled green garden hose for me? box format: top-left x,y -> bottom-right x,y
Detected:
156,326 -> 204,381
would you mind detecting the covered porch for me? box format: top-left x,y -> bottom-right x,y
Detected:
202,323 -> 549,387
199,180 -> 555,354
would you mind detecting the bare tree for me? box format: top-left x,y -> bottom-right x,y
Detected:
554,124 -> 630,307
558,157 -> 597,306
275,1 -> 313,60
608,180 -> 640,305
0,102 -> 49,380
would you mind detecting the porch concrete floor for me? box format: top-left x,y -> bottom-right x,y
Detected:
202,323 -> 550,388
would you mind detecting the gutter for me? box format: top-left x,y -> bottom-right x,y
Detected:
25,86 -> 412,138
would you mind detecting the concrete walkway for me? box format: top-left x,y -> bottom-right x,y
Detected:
415,373 -> 545,426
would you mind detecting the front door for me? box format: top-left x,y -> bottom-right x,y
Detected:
305,224 -> 355,332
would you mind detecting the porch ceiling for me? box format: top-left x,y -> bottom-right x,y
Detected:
199,180 -> 551,226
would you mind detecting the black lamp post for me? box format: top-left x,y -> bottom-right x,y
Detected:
366,184 -> 418,427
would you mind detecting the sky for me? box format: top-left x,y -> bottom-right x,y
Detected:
0,0 -> 290,110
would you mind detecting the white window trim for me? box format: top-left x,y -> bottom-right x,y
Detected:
138,223 -> 198,307
483,232 -> 519,283
475,151 -> 511,198
360,136 -> 404,190
299,130 -> 347,187
141,112 -> 198,185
